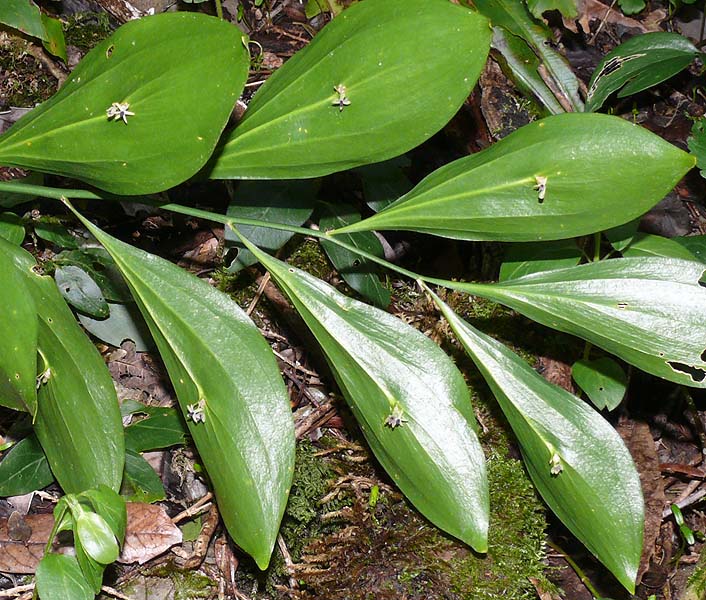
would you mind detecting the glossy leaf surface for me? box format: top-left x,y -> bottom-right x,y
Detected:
430,290 -> 643,592
499,240 -> 581,282
334,113 -> 694,241
55,265 -> 109,318
0,435 -> 53,495
586,32 -> 700,112
36,554 -> 93,600
208,0 -> 490,179
0,237 -> 124,492
0,244 -> 37,413
73,211 -> 295,570
452,258 -> 706,387
123,449 -> 166,503
0,13 -> 249,194
76,511 -> 119,564
240,236 -> 489,552
0,212 -> 25,245
572,357 -> 627,411
473,0 -> 582,111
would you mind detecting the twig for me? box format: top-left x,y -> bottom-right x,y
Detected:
171,492 -> 214,524
247,272 -> 271,316
0,584 -> 34,598
101,585 -> 132,600
662,486 -> 706,518
588,0 -> 618,45
277,534 -> 299,589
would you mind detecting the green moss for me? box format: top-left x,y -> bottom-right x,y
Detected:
0,38 -> 57,107
63,12 -> 112,51
288,238 -> 333,280
116,565 -> 214,600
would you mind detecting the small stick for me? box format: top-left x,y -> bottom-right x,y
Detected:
247,272 -> 271,316
277,534 -> 299,589
171,492 -> 214,524
0,584 -> 34,598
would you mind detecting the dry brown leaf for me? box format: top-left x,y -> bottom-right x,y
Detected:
119,502 -> 183,565
569,0 -> 660,35
0,513 -> 55,574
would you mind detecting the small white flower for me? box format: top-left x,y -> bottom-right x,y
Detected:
534,176 -> 548,202
36,368 -> 51,389
549,452 -> 563,476
106,102 -> 135,124
332,84 -> 351,112
384,403 -> 408,429
187,398 -> 207,424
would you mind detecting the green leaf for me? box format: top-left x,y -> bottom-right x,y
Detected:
620,232 -> 698,261
55,265 -> 110,318
0,13 -> 249,195
239,234 -> 489,552
490,28 -> 564,115
224,180 -> 317,272
124,409 -> 188,452
53,248 -> 132,303
0,0 -> 46,40
688,117 -> 706,180
0,238 -> 124,492
527,0 -> 577,18
429,290 -> 643,593
34,221 -> 79,249
355,156 -> 412,212
618,0 -> 645,14
40,13 -> 67,62
70,208 -> 295,570
473,0 -> 583,111
79,485 -> 127,544
572,357 -> 628,411
36,554 -> 94,600
0,171 -> 43,208
674,234 -> 706,264
586,32 -> 699,112
207,0 -> 491,179
0,211 -> 25,245
74,541 -> 104,595
75,511 -> 120,564
499,240 -> 582,282
77,301 -> 154,351
0,434 -> 54,495
122,448 -> 166,503
333,113 -> 694,242
451,257 -> 706,388
0,243 -> 37,414
319,202 -> 390,308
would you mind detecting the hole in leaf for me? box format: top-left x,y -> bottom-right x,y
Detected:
617,302 -> 628,310
701,349 -> 706,362
106,44 -> 114,58
352,259 -> 361,267
598,387 -> 604,391
659,352 -> 665,357
668,362 -> 706,383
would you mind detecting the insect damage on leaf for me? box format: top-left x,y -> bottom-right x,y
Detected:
668,362 -> 706,383
586,53 -> 646,101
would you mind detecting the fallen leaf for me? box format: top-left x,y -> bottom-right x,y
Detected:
119,502 -> 183,565
0,513 -> 55,574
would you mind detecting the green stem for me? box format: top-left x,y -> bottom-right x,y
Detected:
214,0 -> 224,19
547,540 -> 601,598
592,232 -> 601,263
0,180 -> 489,294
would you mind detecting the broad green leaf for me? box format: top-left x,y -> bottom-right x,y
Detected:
53,248 -> 131,303
491,28 -> 564,115
620,232 -> 698,261
34,221 -> 79,249
319,202 -> 390,308
688,117 -> 706,180
618,0 -> 645,14
450,257 -> 706,387
0,237 -> 124,492
499,240 -> 581,282
55,265 -> 109,318
586,32 -> 700,112
122,449 -> 166,503
0,212 -> 25,245
429,289 -> 643,593
207,0 -> 491,179
224,180 -> 317,272
332,113 -> 694,241
71,209 -> 295,570
78,302 -> 154,352
0,0 -> 46,40
74,541 -> 104,595
572,357 -> 628,411
0,13 -> 249,195
0,171 -> 43,208
124,409 -> 188,452
0,244 -> 37,413
36,554 -> 94,600
40,13 -> 67,61
473,0 -> 583,111
79,485 -> 127,544
674,234 -> 706,264
75,511 -> 119,564
355,156 -> 412,212
527,0 -> 577,18
239,234 -> 489,552
0,434 -> 53,495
